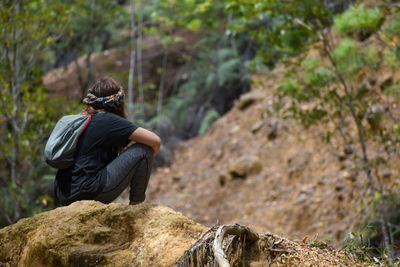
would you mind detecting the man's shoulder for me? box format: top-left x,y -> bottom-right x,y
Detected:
92,112 -> 130,126
93,111 -> 119,120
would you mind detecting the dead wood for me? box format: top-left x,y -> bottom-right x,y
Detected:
176,224 -> 260,267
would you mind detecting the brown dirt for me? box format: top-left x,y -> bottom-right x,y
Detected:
177,223 -> 366,266
43,29 -> 200,99
0,201 -> 366,266
146,66 -> 400,248
0,201 -> 206,266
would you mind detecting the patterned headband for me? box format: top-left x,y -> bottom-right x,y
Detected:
83,88 -> 124,109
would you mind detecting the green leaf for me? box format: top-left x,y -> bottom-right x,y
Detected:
187,19 -> 202,31
373,191 -> 382,202
333,38 -> 362,75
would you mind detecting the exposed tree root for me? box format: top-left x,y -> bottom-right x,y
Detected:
176,224 -> 284,267
213,224 -> 259,267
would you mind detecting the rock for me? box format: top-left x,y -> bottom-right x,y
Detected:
266,119 -> 278,140
382,169 -> 392,179
229,125 -> 240,134
287,151 -> 311,179
172,175 -> 182,182
366,104 -> 384,130
297,192 -> 308,202
379,72 -> 393,92
251,120 -> 264,133
218,171 -> 229,186
0,201 -> 206,267
214,149 -> 223,160
344,144 -> 354,155
236,91 -> 264,110
228,155 -> 262,179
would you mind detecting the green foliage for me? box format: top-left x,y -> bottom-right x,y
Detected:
206,48 -> 242,87
224,0 -> 340,67
278,78 -> 303,99
50,0 -> 129,68
354,195 -> 400,264
129,0 -> 252,140
333,38 -> 363,75
305,67 -> 333,88
274,1 -> 400,260
334,4 -> 383,39
150,0 -> 223,31
362,45 -> 380,68
384,84 -> 400,97
342,231 -> 381,264
199,109 -> 219,135
383,48 -> 400,68
383,15 -> 400,39
0,0 -> 79,226
160,30 -> 249,138
164,94 -> 195,128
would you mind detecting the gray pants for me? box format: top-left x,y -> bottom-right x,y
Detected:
94,143 -> 153,204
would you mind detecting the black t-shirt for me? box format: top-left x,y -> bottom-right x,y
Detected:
54,112 -> 138,205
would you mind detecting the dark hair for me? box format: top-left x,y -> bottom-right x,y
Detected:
84,77 -> 127,118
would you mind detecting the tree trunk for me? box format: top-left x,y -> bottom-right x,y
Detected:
137,0 -> 144,118
321,30 -> 394,262
76,0 -> 97,100
84,0 -> 97,98
157,45 -> 168,127
128,0 -> 136,121
10,0 -> 22,222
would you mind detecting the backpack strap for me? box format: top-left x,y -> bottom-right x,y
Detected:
79,114 -> 91,137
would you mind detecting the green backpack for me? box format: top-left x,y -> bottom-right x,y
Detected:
44,113 -> 91,169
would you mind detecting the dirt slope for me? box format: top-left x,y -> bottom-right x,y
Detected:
43,29 -> 199,99
147,67 -> 399,246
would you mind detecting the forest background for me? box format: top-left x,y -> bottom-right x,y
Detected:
1,0 -> 400,262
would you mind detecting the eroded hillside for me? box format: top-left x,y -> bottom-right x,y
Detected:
147,66 -> 400,246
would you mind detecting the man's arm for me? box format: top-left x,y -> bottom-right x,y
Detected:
129,127 -> 161,155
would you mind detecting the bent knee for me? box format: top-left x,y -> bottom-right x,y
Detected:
130,143 -> 153,158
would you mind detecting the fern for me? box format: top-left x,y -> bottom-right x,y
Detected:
218,58 -> 241,86
198,109 -> 219,135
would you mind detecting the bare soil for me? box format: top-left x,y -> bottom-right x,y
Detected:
146,67 -> 400,248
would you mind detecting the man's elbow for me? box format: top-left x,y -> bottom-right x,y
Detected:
153,136 -> 161,155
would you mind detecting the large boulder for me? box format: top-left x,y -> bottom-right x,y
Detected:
0,201 -> 206,267
0,201 -> 367,266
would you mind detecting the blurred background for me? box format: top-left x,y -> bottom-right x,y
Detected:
1,0 -> 400,261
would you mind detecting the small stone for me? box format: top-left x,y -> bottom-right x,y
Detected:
230,125 -> 240,134
218,172 -> 228,186
297,192 -> 308,202
267,123 -> 278,140
172,176 -> 181,183
228,155 -> 262,179
215,149 -> 223,160
382,169 -> 392,179
236,91 -> 264,110
251,120 -> 264,133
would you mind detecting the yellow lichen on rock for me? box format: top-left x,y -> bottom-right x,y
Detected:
0,201 -> 206,267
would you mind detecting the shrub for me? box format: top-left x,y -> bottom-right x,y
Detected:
333,38 -> 362,76
334,4 -> 383,40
